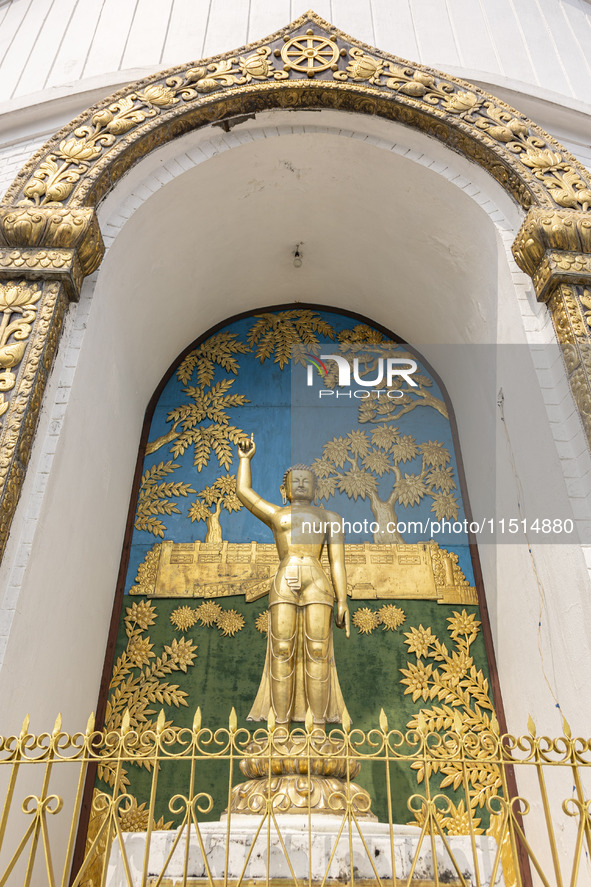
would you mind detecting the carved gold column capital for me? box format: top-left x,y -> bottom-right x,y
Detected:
0,206 -> 104,301
512,208 -> 591,301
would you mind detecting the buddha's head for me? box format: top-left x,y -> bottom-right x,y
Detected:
280,465 -> 317,504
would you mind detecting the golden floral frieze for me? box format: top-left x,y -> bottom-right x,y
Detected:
2,11 -> 590,217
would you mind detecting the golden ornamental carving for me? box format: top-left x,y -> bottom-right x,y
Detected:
512,208 -> 591,301
229,734 -> 373,816
0,282 -> 68,561
401,610 -> 501,832
278,29 -> 344,76
0,206 -> 103,300
0,282 -> 41,421
3,11 -> 591,215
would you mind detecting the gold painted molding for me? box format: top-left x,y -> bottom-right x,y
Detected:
0,10 -> 590,562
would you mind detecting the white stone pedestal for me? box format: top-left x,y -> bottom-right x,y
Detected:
107,814 -> 505,885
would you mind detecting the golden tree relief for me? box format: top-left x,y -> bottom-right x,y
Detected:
314,430 -> 458,543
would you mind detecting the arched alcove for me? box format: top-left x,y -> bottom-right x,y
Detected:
1,104 -> 589,753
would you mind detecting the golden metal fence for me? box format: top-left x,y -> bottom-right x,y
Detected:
0,710 -> 590,887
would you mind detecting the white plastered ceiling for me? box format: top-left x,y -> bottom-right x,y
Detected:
1,110 -> 590,743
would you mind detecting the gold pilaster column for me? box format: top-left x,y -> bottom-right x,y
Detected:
0,208 -> 103,558
0,280 -> 69,557
513,209 -> 591,446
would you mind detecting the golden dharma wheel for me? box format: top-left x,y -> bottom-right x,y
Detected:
278,29 -> 341,77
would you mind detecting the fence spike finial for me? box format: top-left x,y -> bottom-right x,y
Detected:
342,706 -> 351,734
229,707 -> 237,733
53,713 -> 63,736
562,715 -> 572,738
305,707 -> 314,733
156,709 -> 166,734
268,708 -> 276,733
379,708 -> 388,734
86,712 -> 95,734
121,709 -> 131,735
193,707 -> 201,733
20,714 -> 30,737
417,711 -> 427,734
527,714 -> 536,737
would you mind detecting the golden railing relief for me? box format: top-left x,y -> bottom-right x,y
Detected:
130,540 -> 477,606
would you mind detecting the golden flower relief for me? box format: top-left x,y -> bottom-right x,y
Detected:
399,660 -> 434,701
239,48 -> 272,79
520,149 -> 563,170
217,609 -> 245,637
344,48 -> 383,83
163,637 -> 197,672
439,652 -> 469,687
403,625 -> 436,658
127,635 -> 155,667
136,85 -> 179,107
170,606 -> 199,632
378,604 -> 406,631
255,610 -> 269,635
447,609 -> 480,640
442,91 -> 478,113
119,797 -> 172,832
441,800 -> 482,836
352,607 -> 379,635
0,282 -> 41,312
125,599 -> 157,631
162,600 -> 250,637
196,600 -> 222,626
58,138 -> 102,162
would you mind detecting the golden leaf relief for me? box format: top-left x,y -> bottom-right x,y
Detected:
134,461 -> 195,538
248,309 -> 336,368
101,600 -> 197,792
401,610 -> 500,830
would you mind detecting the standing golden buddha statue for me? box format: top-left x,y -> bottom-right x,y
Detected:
230,435 -> 373,817
236,434 -> 350,728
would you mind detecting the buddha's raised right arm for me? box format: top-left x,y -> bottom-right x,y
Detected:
236,435 -> 277,526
